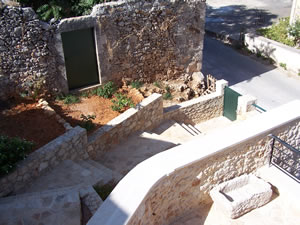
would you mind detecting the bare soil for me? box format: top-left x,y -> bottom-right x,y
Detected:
0,99 -> 65,151
50,87 -> 144,134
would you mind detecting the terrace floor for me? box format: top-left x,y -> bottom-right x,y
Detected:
170,166 -> 300,225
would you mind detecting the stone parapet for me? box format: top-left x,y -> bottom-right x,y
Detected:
0,126 -> 88,197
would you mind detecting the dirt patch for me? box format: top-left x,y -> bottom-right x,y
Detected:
50,87 -> 144,134
0,99 -> 66,151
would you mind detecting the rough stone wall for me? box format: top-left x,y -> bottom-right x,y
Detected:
128,119 -> 300,225
91,0 -> 206,83
0,126 -> 88,197
164,94 -> 224,125
87,93 -> 163,158
163,80 -> 227,124
0,6 -> 63,100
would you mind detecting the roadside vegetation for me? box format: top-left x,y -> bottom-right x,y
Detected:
257,17 -> 300,48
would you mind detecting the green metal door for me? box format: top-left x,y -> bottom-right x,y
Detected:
223,87 -> 241,121
61,28 -> 99,90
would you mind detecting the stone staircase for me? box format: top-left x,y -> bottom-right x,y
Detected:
96,120 -> 202,175
0,120 -> 203,225
0,159 -> 122,225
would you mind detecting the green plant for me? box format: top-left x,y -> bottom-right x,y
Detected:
130,80 -> 143,89
288,20 -> 300,45
111,93 -> 134,112
80,91 -> 90,98
279,62 -> 287,70
63,95 -> 80,104
153,81 -> 161,88
96,81 -> 117,99
80,114 -> 96,131
257,17 -> 296,47
163,92 -> 172,100
0,135 -> 34,176
94,182 -> 117,201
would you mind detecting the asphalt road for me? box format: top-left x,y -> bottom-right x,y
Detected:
202,36 -> 300,110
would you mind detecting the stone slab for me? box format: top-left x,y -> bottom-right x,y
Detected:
0,189 -> 81,225
210,174 -> 273,219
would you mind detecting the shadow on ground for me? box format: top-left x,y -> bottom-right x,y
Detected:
205,5 -> 278,39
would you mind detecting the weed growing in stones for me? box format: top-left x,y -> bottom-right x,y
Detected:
130,80 -> 143,89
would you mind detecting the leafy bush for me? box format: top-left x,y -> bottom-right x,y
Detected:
257,17 -> 296,47
0,136 -> 33,176
63,95 -> 80,104
96,81 -> 117,99
279,62 -> 287,70
288,20 -> 300,45
153,81 -> 161,88
80,114 -> 96,131
111,93 -> 134,112
163,92 -> 172,100
130,81 -> 143,89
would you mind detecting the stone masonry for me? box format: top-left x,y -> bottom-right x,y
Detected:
92,0 -> 206,83
0,0 -> 206,99
0,6 -> 63,99
128,119 -> 300,225
0,126 -> 88,197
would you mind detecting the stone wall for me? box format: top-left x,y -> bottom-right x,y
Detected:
0,6 -> 62,100
290,0 -> 300,24
0,126 -> 88,197
0,0 -> 206,100
87,93 -> 163,158
164,80 -> 227,124
86,101 -> 300,225
129,119 -> 300,225
91,0 -> 206,83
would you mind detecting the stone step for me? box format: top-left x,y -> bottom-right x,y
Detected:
179,122 -> 200,136
96,131 -> 179,175
151,120 -> 196,143
17,160 -> 117,194
0,188 -> 81,225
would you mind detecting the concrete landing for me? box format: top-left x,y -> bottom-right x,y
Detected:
18,160 -> 121,194
0,189 -> 81,225
96,132 -> 179,175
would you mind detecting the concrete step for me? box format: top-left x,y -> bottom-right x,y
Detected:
151,120 -> 197,143
17,160 -> 119,194
0,188 -> 81,225
96,131 -> 179,175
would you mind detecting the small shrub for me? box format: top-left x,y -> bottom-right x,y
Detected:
80,114 -> 96,131
80,91 -> 90,98
279,62 -> 287,70
96,81 -> 117,99
153,81 -> 161,88
288,20 -> 300,45
94,182 -> 117,201
163,92 -> 172,100
63,95 -> 80,104
0,136 -> 34,176
257,17 -> 296,47
130,80 -> 143,89
111,93 -> 135,112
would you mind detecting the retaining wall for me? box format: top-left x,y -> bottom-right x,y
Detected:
244,33 -> 300,75
0,126 -> 88,197
87,93 -> 163,158
87,100 -> 300,225
164,80 -> 227,124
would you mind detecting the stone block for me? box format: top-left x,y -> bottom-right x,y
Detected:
210,174 -> 272,219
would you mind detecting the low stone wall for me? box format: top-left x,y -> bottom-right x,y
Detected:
87,100 -> 300,225
164,80 -> 227,124
244,33 -> 300,74
87,94 -> 163,158
0,126 -> 88,197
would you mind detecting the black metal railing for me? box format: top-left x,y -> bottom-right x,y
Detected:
268,134 -> 300,183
